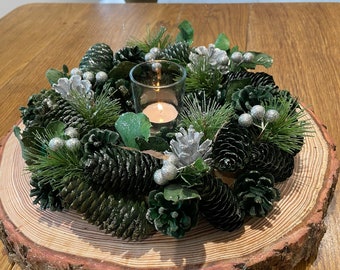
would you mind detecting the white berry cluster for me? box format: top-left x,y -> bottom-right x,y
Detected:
70,67 -> 108,84
238,105 -> 280,129
230,51 -> 255,65
145,47 -> 161,62
48,127 -> 81,152
153,125 -> 212,185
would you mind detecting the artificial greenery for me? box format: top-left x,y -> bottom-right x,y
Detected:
15,20 -> 313,241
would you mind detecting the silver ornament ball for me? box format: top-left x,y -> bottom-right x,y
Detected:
238,113 -> 253,127
250,105 -> 266,120
152,62 -> 162,73
83,71 -> 95,82
48,137 -> 65,151
70,67 -> 83,76
145,52 -> 156,62
150,47 -> 161,56
64,127 -> 79,138
230,51 -> 243,63
153,169 -> 169,185
95,71 -> 108,83
161,163 -> 178,181
265,109 -> 280,123
243,52 -> 255,63
65,138 -> 81,151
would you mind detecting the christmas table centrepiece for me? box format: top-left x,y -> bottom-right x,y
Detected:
14,20 -> 314,242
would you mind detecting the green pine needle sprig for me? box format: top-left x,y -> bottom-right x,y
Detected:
180,93 -> 234,141
260,97 -> 314,154
68,90 -> 121,128
26,130 -> 83,192
185,57 -> 222,95
127,25 -> 172,52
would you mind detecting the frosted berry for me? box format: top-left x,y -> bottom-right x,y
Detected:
145,52 -> 156,62
265,109 -> 280,122
250,105 -> 265,120
65,138 -> 81,151
152,62 -> 162,73
238,113 -> 253,127
161,163 -> 178,181
230,51 -> 243,63
48,137 -> 65,151
95,71 -> 108,83
243,52 -> 254,63
70,67 -> 83,76
64,127 -> 79,138
83,71 -> 95,82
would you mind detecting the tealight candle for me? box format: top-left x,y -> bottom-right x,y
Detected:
130,60 -> 186,132
142,102 -> 179,124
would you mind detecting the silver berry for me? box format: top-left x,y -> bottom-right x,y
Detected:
161,163 -> 178,181
95,71 -> 108,83
64,127 -> 79,138
65,138 -> 81,151
153,169 -> 169,185
238,113 -> 253,127
150,47 -> 161,56
152,62 -> 162,73
230,51 -> 243,63
243,52 -> 255,63
265,109 -> 280,123
70,67 -> 83,76
48,137 -> 65,151
250,105 -> 266,120
145,52 -> 156,62
83,71 -> 95,82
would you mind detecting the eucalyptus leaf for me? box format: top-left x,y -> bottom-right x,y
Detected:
164,184 -> 201,203
115,112 -> 151,149
176,20 -> 194,45
45,68 -> 67,86
215,33 -> 230,51
225,78 -> 252,103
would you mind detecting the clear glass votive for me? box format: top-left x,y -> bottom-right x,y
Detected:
129,60 -> 186,132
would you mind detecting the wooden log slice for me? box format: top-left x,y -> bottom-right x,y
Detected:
0,108 -> 339,270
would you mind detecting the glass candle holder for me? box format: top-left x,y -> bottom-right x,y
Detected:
129,60 -> 186,132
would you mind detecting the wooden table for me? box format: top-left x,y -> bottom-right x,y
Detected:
0,3 -> 339,269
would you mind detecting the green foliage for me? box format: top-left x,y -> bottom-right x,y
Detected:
115,112 -> 151,149
260,97 -> 313,154
163,184 -> 201,202
179,158 -> 211,187
146,187 -> 199,238
135,136 -> 170,152
45,66 -> 69,86
185,56 -> 223,94
68,89 -> 121,128
180,94 -> 234,140
127,25 -> 172,52
214,33 -> 230,51
176,20 -> 194,45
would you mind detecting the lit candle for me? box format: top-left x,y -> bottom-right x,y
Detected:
142,102 -> 178,124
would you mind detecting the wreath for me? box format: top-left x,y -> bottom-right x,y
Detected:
15,20 -> 312,241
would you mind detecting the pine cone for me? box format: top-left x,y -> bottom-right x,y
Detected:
146,188 -> 199,238
20,90 -> 89,136
247,142 -> 295,182
160,42 -> 192,65
82,128 -> 161,195
113,46 -> 145,65
197,174 -> 244,231
233,170 -> 280,217
223,70 -> 278,89
212,122 -> 253,172
79,43 -> 114,74
60,177 -> 155,241
30,174 -> 63,211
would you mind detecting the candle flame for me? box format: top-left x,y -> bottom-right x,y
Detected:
157,102 -> 163,112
